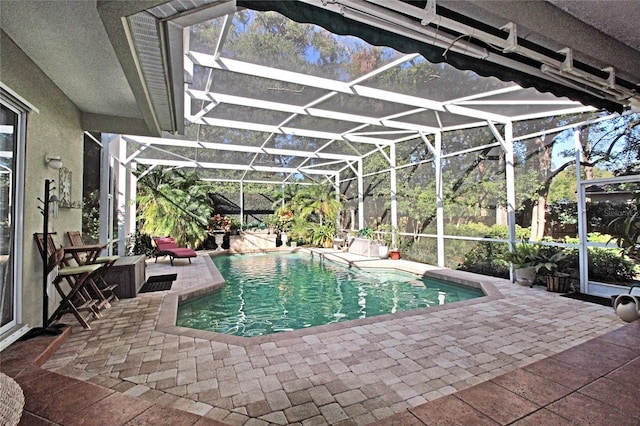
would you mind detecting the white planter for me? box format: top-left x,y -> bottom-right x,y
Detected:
281,232 -> 288,246
213,233 -> 224,251
378,245 -> 389,259
613,294 -> 640,322
514,266 -> 536,285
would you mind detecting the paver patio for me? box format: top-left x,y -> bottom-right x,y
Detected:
38,250 -> 624,425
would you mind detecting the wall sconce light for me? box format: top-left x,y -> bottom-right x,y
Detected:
45,155 -> 63,170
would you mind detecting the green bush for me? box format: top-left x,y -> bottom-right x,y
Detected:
457,240 -> 510,278
127,231 -> 154,256
565,233 -> 638,283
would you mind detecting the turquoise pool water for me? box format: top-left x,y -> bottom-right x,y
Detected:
176,252 -> 483,337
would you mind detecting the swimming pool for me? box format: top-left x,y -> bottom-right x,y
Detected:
176,252 -> 483,337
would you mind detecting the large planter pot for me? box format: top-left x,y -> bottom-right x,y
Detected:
514,266 -> 536,285
546,273 -> 570,292
378,245 -> 389,259
213,232 -> 225,251
613,294 -> 640,322
280,232 -> 288,246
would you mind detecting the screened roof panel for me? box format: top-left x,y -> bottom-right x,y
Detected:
284,114 -> 365,134
263,134 -> 326,151
208,10 -> 406,82
314,92 -> 415,119
348,129 -> 407,142
191,168 -> 249,181
127,6 -> 599,185
441,127 -> 502,153
193,126 -> 273,147
392,110 -> 442,129
314,140 -> 373,157
512,111 -> 601,138
242,170 -> 294,183
437,111 -> 483,128
190,67 -> 329,106
467,104 -> 582,119
360,56 -> 515,102
203,104 -> 292,126
395,137 -> 434,166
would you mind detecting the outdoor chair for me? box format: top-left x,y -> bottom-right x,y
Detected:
152,236 -> 197,265
34,233 -> 112,313
66,231 -> 119,305
33,235 -> 104,329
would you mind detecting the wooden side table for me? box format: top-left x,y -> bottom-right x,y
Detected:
103,255 -> 146,298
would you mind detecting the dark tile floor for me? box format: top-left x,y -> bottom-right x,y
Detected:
3,320 -> 640,425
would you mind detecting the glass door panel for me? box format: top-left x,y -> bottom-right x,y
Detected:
0,103 -> 18,332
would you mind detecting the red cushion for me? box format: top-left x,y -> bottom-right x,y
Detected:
165,248 -> 197,258
155,237 -> 175,244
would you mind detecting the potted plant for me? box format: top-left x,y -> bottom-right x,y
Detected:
375,224 -> 393,259
501,242 -> 539,284
532,249 -> 570,292
269,207 -> 294,246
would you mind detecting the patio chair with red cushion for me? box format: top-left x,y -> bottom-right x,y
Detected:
152,236 -> 197,265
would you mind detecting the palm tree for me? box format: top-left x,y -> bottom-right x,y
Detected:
136,168 -> 214,248
293,183 -> 343,226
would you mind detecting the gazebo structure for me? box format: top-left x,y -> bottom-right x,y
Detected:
98,3 -> 638,298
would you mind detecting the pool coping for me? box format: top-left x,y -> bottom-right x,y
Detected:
155,248 -> 506,347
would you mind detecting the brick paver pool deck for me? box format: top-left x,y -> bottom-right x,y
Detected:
3,249 -> 638,425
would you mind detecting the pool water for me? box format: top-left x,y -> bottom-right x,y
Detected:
176,252 -> 483,337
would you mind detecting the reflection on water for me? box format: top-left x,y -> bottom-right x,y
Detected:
176,252 -> 482,337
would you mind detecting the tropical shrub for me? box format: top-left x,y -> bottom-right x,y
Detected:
500,242 -> 540,268
136,168 -> 213,248
127,230 -> 154,256
310,223 -> 336,248
565,233 -> 638,283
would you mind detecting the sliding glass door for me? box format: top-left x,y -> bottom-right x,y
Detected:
0,98 -> 24,335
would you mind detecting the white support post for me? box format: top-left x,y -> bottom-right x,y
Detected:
575,129 -> 588,293
125,162 -> 137,244
357,159 -> 364,229
117,137 -> 127,256
389,143 -> 398,249
504,122 -> 517,281
434,132 -> 444,267
335,173 -> 342,231
100,134 -> 115,254
239,181 -> 244,226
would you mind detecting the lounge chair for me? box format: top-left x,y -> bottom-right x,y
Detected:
152,236 -> 197,265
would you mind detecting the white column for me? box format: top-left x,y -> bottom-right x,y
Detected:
125,162 -> 137,241
117,137 -> 127,256
335,173 -> 342,231
239,181 -> 244,226
434,132 -> 444,267
357,159 -> 364,229
100,134 -> 115,254
574,129 -> 588,293
389,143 -> 398,249
504,122 -> 517,281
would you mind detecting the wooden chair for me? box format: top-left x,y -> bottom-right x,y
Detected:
34,233 -> 112,313
65,231 -> 119,305
33,236 -> 103,329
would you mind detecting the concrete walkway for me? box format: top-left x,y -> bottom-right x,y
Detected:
33,250 -> 625,425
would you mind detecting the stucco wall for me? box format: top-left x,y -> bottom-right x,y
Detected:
1,31 -> 85,328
